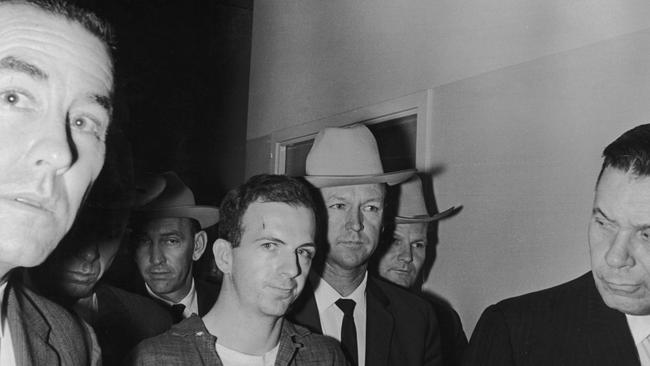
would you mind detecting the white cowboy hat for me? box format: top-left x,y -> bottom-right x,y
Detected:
304,124 -> 415,188
394,176 -> 460,223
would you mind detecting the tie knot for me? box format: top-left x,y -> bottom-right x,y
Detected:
170,303 -> 186,322
335,298 -> 356,315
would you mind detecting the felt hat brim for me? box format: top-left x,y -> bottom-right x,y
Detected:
134,205 -> 220,229
395,205 -> 462,223
305,169 -> 416,188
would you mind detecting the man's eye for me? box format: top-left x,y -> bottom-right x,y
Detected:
640,230 -> 650,242
412,242 -> 425,249
363,204 -> 381,213
165,238 -> 180,246
595,217 -> 611,229
69,115 -> 105,140
261,242 -> 277,250
4,92 -> 18,104
297,248 -> 314,259
328,203 -> 345,210
135,238 -> 150,247
0,90 -> 35,109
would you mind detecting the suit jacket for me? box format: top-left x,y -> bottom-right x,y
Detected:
422,292 -> 468,366
126,315 -> 348,365
463,272 -> 640,366
288,275 -> 443,366
6,276 -> 100,366
90,283 -> 173,366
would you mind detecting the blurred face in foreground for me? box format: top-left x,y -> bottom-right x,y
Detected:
0,4 -> 113,276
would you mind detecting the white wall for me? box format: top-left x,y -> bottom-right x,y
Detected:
248,0 -> 650,334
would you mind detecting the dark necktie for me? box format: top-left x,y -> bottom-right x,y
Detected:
170,303 -> 186,323
335,298 -> 358,366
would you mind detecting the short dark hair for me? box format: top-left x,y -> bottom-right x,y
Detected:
0,0 -> 116,62
597,124 -> 650,183
218,174 -> 316,247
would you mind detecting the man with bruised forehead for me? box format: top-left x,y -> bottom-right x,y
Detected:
0,0 -> 114,364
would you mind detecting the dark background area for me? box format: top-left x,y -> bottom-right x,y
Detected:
81,0 -> 253,207
72,0 -> 253,284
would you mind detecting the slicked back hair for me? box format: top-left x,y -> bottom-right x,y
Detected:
218,174 -> 316,248
597,123 -> 650,184
0,0 -> 116,63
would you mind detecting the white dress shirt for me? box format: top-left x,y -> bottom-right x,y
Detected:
626,313 -> 650,366
312,272 -> 367,366
0,281 -> 16,366
146,278 -> 199,318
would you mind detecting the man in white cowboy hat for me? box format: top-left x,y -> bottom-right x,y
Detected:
131,171 -> 220,322
374,175 -> 467,366
289,124 -> 443,366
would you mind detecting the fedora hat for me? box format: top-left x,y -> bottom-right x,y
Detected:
394,176 -> 460,223
134,171 -> 219,229
304,124 -> 415,188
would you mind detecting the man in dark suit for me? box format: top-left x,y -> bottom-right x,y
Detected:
131,171 -> 220,322
464,123 -> 650,366
0,0 -> 116,363
288,124 -> 443,366
28,131 -> 173,366
374,175 -> 467,366
128,174 -> 346,365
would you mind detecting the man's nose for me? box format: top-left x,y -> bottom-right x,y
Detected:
605,231 -> 635,268
396,242 -> 413,263
345,207 -> 364,232
76,242 -> 100,263
279,252 -> 301,278
150,244 -> 166,265
27,113 -> 75,176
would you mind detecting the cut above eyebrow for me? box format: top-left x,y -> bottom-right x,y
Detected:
0,56 -> 48,80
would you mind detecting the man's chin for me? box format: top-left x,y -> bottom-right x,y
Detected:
600,291 -> 650,315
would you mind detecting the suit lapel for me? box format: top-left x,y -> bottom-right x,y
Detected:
7,280 -> 58,366
365,278 -> 393,366
585,275 -> 640,365
287,281 -> 323,334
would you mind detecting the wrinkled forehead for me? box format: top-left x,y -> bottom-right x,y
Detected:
0,3 -> 113,88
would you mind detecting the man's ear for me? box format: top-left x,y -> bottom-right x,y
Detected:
192,230 -> 208,261
213,238 -> 233,274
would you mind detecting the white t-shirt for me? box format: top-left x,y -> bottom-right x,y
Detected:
215,342 -> 279,366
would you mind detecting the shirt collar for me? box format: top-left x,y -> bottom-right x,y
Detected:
0,281 -> 7,337
312,271 -> 367,309
626,313 -> 650,344
146,278 -> 196,307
